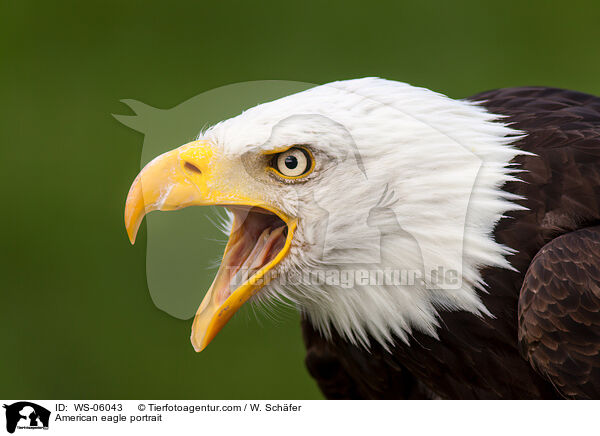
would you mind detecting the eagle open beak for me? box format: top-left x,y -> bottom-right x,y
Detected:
124,140 -> 296,352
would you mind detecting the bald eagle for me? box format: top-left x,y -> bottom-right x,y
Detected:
125,78 -> 600,399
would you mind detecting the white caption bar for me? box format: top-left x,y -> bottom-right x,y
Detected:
1,400 -> 597,436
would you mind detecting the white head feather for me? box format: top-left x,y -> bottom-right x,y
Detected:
202,78 -> 525,349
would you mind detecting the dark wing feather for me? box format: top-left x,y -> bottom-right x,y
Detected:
518,226 -> 600,399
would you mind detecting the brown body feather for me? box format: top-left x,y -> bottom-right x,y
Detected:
302,87 -> 600,399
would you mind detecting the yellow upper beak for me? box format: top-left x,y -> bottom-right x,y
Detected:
124,140 -> 295,352
124,141 -> 214,244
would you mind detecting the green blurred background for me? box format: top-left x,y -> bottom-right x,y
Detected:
2,0 -> 600,399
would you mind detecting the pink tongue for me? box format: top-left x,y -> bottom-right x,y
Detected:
217,225 -> 286,304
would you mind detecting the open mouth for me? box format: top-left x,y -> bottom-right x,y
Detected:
211,206 -> 289,306
123,139 -> 298,352
189,205 -> 297,351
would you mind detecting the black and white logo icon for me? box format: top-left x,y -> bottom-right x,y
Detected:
3,402 -> 50,434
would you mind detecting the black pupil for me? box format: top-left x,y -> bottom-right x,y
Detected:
284,155 -> 298,169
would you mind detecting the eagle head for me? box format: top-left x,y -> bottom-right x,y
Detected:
125,78 -> 523,351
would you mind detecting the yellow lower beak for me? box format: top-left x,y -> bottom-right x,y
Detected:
125,140 -> 296,352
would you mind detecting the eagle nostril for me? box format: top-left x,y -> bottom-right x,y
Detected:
184,162 -> 202,174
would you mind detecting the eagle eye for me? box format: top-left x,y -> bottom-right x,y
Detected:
270,146 -> 314,179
